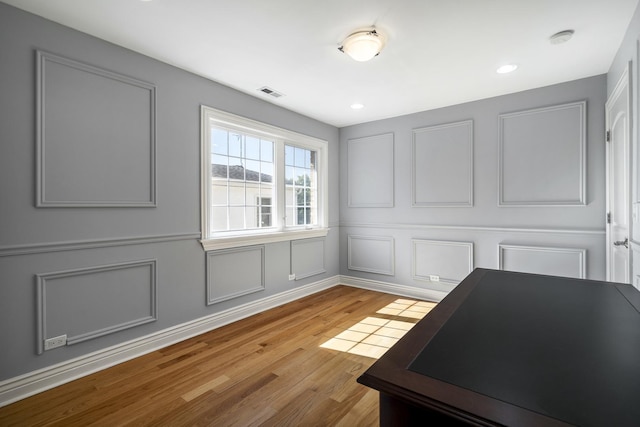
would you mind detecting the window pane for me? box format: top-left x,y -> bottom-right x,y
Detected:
304,149 -> 311,168
245,160 -> 261,182
228,157 -> 243,180
229,182 -> 245,205
245,206 -> 259,229
229,133 -> 243,157
261,162 -> 273,182
261,212 -> 271,227
211,182 -> 228,204
229,207 -> 245,229
285,145 -> 295,164
210,207 -> 228,232
260,184 -> 273,199
285,166 -> 294,185
212,155 -> 228,178
296,188 -> 305,205
246,136 -> 260,160
294,147 -> 306,167
212,129 -> 228,155
261,140 -> 273,162
286,205 -> 295,226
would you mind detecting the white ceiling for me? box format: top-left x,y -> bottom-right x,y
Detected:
3,0 -> 638,127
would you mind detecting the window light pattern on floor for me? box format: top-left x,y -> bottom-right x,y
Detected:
320,299 -> 436,359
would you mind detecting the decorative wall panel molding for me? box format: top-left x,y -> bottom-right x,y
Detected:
291,238 -> 326,280
498,244 -> 586,279
498,101 -> 586,206
36,50 -> 156,207
412,239 -> 474,284
347,235 -> 395,276
339,221 -> 605,236
36,260 -> 157,354
206,245 -> 265,305
347,133 -> 394,207
0,233 -> 200,257
412,120 -> 473,207
1,275 -> 340,408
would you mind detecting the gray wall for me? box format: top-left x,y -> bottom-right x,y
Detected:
608,1 -> 640,284
339,75 -> 607,293
0,2 -> 339,381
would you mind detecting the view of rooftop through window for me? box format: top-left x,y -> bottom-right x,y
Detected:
209,128 -> 318,232
210,128 -> 274,232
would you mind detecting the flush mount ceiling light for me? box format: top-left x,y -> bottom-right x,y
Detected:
496,64 -> 518,74
339,29 -> 385,62
550,29 -> 575,45
350,103 -> 364,110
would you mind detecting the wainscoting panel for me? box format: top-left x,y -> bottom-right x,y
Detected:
291,238 -> 326,280
412,120 -> 473,207
36,260 -> 157,354
206,246 -> 265,305
347,235 -> 395,276
499,101 -> 586,206
498,244 -> 586,279
412,239 -> 474,284
347,133 -> 394,207
36,50 -> 156,207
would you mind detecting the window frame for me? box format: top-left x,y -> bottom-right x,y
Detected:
200,105 -> 329,251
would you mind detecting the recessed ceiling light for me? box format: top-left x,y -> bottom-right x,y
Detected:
350,103 -> 364,110
550,30 -> 574,45
496,64 -> 518,74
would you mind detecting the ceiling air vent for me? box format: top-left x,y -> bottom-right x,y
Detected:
258,86 -> 284,98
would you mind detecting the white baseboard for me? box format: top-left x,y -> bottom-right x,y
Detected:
0,274 -> 448,407
0,275 -> 340,408
340,275 -> 449,302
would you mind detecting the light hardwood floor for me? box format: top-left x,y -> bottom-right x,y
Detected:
0,285 -> 434,426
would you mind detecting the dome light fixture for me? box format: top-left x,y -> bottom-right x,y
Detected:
339,29 -> 385,62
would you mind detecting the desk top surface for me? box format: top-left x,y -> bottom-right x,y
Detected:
359,269 -> 640,426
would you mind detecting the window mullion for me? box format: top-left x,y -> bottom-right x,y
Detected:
274,139 -> 285,231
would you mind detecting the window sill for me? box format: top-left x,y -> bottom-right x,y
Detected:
200,228 -> 330,251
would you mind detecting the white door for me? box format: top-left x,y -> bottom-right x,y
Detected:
606,64 -> 631,283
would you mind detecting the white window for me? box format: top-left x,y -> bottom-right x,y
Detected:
201,106 -> 328,251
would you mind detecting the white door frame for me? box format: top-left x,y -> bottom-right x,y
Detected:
605,63 -> 632,283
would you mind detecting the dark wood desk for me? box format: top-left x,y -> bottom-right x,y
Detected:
357,268 -> 640,426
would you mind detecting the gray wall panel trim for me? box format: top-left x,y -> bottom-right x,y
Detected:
498,244 -> 587,279
0,233 -> 200,257
411,239 -> 474,284
0,275 -> 340,408
36,50 -> 157,207
412,120 -> 474,207
347,234 -> 395,275
340,221 -> 604,235
498,100 -> 587,206
206,245 -> 266,305
340,275 -> 448,302
347,133 -> 395,207
36,260 -> 158,354
291,238 -> 326,280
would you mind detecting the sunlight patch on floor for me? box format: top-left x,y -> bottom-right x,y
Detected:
319,299 -> 436,359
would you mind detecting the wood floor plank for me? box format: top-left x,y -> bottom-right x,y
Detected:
0,285 -> 431,426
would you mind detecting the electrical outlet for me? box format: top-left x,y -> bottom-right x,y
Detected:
44,334 -> 67,350
429,275 -> 440,282
288,274 -> 295,281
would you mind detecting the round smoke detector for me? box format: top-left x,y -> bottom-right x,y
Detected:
550,30 -> 574,45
